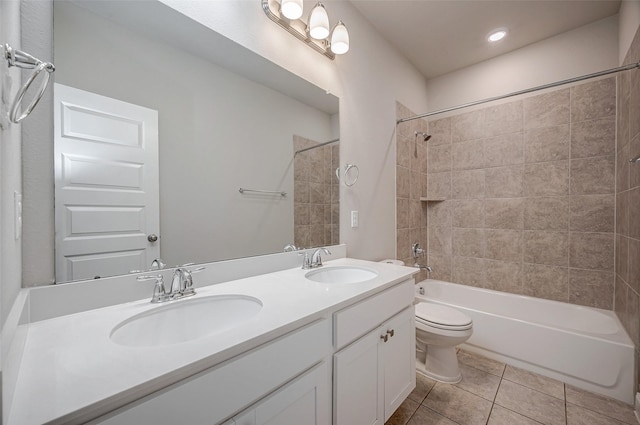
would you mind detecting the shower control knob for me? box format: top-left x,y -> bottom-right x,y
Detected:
148,234 -> 158,243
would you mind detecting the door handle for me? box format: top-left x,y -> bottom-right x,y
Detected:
148,234 -> 158,243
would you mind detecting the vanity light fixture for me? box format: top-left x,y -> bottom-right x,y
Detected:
488,29 -> 507,42
262,0 -> 350,60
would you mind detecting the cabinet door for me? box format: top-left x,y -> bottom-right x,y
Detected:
333,330 -> 383,425
381,307 -> 415,422
235,362 -> 330,425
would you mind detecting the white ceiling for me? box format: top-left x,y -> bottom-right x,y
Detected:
349,0 -> 621,79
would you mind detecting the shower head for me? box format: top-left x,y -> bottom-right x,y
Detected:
415,131 -> 432,142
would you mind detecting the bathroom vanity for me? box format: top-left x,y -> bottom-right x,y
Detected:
6,255 -> 417,425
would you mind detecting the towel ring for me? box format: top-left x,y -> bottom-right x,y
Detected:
4,43 -> 55,124
336,163 -> 359,187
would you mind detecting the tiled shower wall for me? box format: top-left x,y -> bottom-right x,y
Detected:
293,135 -> 340,248
423,77 -> 617,309
396,103 -> 429,282
615,25 -> 640,389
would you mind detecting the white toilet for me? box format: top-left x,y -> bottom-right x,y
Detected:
414,302 -> 473,383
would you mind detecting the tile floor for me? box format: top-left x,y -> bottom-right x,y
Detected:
386,350 -> 638,425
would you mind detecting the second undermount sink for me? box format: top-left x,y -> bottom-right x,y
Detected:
305,266 -> 378,284
110,295 -> 263,347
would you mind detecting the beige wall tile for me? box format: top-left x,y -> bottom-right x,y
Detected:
569,268 -> 614,309
452,109 -> 485,143
428,117 -> 452,146
397,228 -> 411,260
630,133 -> 640,188
294,180 -> 309,203
427,171 -> 451,200
523,197 -> 569,231
630,187 -> 640,239
630,65 -> 640,140
484,198 -> 524,230
616,190 -> 630,236
524,125 -> 570,163
430,225 -> 453,256
569,232 -> 614,271
410,200 -> 424,228
617,68 -> 630,148
524,88 -> 570,130
452,169 -> 485,199
410,170 -> 423,200
629,238 -> 640,294
453,139 -> 485,170
616,234 -> 629,283
524,160 -> 569,196
396,198 -> 409,229
484,132 -> 524,168
453,256 -> 486,287
452,199 -> 484,228
484,100 -> 523,137
294,204 -> 310,225
524,231 -> 569,267
523,263 -> 569,302
570,156 -> 615,195
570,194 -> 615,232
453,228 -> 485,257
427,200 -> 452,227
294,225 -> 309,248
485,260 -> 522,293
428,253 -> 452,281
412,140 -> 427,172
614,276 -> 628,327
617,142 -> 630,193
428,143 -> 453,173
570,117 -> 616,159
485,229 -> 523,262
397,166 -> 411,199
485,165 -> 524,198
571,77 -> 616,122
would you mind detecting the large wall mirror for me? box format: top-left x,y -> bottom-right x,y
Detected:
49,0 -> 339,283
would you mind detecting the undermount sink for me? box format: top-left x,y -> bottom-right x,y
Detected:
305,266 -> 378,284
110,295 -> 263,347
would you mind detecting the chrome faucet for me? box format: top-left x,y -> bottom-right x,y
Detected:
171,267 -> 195,297
137,264 -> 203,303
299,247 -> 332,270
150,258 -> 166,270
311,247 -> 331,268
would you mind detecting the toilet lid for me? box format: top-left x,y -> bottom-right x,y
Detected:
415,302 -> 472,328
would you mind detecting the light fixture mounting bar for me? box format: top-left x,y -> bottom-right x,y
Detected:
261,0 -> 335,60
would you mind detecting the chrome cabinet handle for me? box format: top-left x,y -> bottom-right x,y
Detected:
387,329 -> 395,338
380,334 -> 388,343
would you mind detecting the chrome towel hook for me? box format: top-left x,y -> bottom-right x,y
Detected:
3,43 -> 55,124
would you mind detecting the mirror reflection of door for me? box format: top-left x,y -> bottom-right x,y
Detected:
54,83 -> 160,282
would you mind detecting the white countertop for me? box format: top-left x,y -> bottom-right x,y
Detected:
9,258 -> 417,425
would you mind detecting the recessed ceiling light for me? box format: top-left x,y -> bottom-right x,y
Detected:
488,29 -> 507,42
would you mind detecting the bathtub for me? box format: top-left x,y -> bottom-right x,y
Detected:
415,279 -> 635,404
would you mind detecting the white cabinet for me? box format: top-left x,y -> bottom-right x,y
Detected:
91,319 -> 331,425
332,279 -> 415,425
234,361 -> 330,425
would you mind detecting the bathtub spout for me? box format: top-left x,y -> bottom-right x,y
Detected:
414,263 -> 432,273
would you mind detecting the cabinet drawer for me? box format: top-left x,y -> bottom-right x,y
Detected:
92,319 -> 331,425
334,279 -> 414,349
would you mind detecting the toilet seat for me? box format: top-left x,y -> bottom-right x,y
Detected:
415,302 -> 472,331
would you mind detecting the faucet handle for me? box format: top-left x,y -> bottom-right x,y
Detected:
298,251 -> 312,269
137,274 -> 166,303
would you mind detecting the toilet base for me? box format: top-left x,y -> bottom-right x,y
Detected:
415,345 -> 462,384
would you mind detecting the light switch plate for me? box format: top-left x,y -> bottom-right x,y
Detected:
351,210 -> 358,228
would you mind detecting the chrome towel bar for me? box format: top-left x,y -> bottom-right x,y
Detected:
239,188 -> 287,197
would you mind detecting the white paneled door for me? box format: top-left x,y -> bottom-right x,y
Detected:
54,83 -> 159,282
